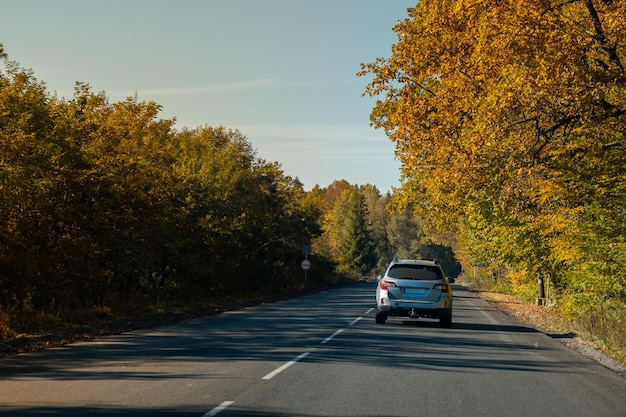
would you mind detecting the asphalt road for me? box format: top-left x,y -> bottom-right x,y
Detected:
1,282 -> 625,417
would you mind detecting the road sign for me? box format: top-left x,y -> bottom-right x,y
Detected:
300,259 -> 311,271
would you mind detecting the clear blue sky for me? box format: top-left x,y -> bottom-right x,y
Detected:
3,1 -> 417,192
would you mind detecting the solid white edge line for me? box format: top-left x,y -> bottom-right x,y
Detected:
262,351 -> 310,380
203,400 -> 234,417
365,308 -> 374,314
321,328 -> 344,344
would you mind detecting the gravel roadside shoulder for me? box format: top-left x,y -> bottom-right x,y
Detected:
471,287 -> 626,377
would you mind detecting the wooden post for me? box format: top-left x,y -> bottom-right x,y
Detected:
536,273 -> 545,305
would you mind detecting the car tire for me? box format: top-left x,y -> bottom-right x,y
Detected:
440,310 -> 452,328
375,311 -> 387,324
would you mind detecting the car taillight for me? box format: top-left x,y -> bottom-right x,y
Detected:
379,280 -> 396,290
433,283 -> 449,293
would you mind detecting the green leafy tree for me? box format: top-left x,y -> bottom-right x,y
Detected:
0,58 -> 58,316
361,185 -> 392,271
0,49 -> 330,333
324,187 -> 375,275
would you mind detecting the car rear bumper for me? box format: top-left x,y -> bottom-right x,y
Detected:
382,306 -> 451,319
377,298 -> 452,318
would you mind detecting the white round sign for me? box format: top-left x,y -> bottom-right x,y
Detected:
300,259 -> 311,271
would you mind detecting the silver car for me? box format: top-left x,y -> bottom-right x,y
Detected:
375,259 -> 454,327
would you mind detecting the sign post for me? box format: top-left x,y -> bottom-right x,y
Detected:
300,259 -> 311,281
301,245 -> 312,282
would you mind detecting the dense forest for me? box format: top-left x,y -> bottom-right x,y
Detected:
2,0 -> 625,363
0,45 -> 456,338
361,0 -> 625,359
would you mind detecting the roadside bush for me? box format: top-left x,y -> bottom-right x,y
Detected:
560,294 -> 626,364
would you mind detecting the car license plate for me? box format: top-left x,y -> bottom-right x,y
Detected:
404,288 -> 426,295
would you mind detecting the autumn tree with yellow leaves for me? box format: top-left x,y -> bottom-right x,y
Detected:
361,0 -> 626,346
0,51 -> 322,334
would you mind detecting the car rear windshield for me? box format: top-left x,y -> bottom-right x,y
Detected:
387,265 -> 443,280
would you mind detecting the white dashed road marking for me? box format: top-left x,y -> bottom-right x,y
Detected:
321,329 -> 344,344
262,351 -> 311,380
206,312 -> 369,415
203,400 -> 234,417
